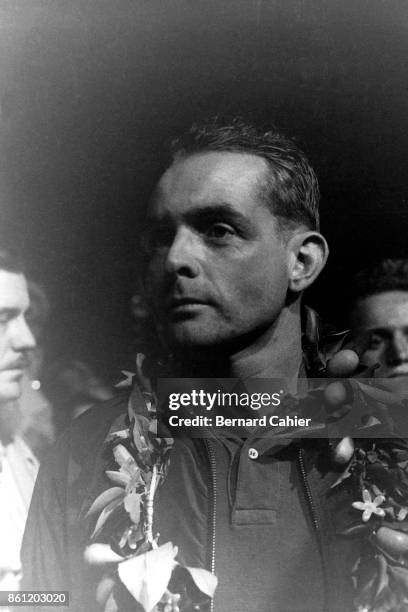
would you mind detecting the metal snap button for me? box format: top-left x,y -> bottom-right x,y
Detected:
248,447 -> 259,460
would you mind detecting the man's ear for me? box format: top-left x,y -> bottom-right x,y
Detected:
287,230 -> 329,293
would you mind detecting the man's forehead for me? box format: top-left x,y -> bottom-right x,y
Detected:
354,291 -> 408,330
149,151 -> 270,218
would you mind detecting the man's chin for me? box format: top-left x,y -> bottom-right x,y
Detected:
165,320 -> 225,349
0,381 -> 22,403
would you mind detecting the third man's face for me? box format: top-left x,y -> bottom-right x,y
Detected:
144,152 -> 292,350
353,291 -> 408,395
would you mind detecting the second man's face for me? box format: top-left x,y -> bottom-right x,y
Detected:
0,271 -> 36,403
144,151 -> 292,351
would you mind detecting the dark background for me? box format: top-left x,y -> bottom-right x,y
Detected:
1,0 -> 408,380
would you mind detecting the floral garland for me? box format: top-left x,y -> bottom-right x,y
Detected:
84,355 -> 217,612
84,348 -> 408,612
337,437 -> 408,612
279,374 -> 408,612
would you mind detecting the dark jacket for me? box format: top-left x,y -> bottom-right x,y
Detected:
21,308 -> 361,611
21,392 -> 360,612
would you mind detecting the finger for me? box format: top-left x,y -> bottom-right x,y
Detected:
326,350 -> 360,377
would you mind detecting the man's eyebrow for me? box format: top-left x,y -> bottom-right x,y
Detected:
362,327 -> 393,337
149,202 -> 249,220
183,203 -> 253,229
146,203 -> 254,234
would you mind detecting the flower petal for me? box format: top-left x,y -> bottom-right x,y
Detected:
124,492 -> 141,525
84,544 -> 123,565
113,444 -> 137,470
374,508 -> 386,518
184,567 -> 218,599
352,502 -> 366,511
398,507 -> 408,521
118,542 -> 178,612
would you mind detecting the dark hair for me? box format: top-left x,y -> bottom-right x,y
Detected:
351,259 -> 408,302
0,247 -> 24,274
168,117 -> 320,230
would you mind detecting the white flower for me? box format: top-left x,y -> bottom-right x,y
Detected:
352,489 -> 386,522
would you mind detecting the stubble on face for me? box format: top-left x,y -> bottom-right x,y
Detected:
144,151 -> 291,353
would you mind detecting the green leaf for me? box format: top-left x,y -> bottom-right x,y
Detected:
119,527 -> 131,549
380,520 -> 408,533
95,574 -> 117,608
184,567 -> 218,599
128,525 -> 143,550
389,565 -> 408,590
374,554 -> 388,599
103,592 -> 118,612
148,419 -> 158,437
118,542 -> 178,612
132,416 -> 153,455
91,497 -> 124,538
105,470 -> 130,487
86,487 -> 124,517
338,523 -> 371,538
330,465 -> 353,489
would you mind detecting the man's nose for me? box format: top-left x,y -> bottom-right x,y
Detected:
165,227 -> 200,278
387,331 -> 408,365
10,316 -> 37,352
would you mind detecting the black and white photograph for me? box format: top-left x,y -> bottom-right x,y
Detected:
1,2 -> 408,611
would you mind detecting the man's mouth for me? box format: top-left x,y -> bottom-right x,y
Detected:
166,297 -> 211,316
1,357 -> 28,373
169,297 -> 209,308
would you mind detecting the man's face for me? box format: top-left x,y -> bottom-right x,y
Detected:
353,291 -> 408,394
0,271 -> 36,402
144,151 -> 292,350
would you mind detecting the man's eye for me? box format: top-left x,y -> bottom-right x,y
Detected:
204,223 -> 236,240
367,335 -> 383,350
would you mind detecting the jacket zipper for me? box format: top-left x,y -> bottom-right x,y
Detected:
203,444 -> 326,611
298,447 -> 328,611
204,439 -> 217,612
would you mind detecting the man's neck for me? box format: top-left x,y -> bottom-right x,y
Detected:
173,302 -> 303,391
